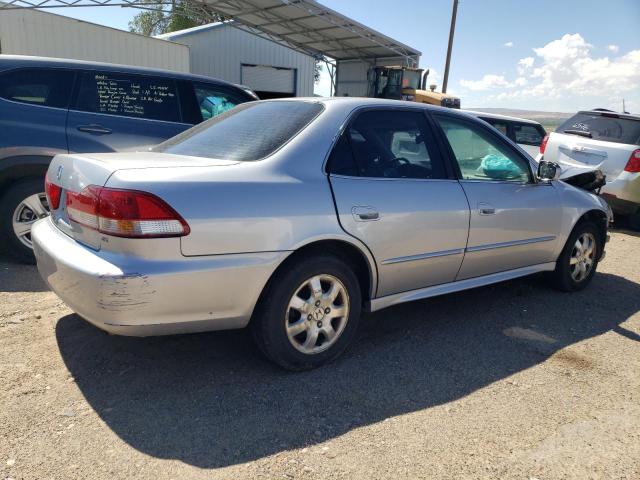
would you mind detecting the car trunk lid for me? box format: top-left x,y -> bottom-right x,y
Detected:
47,152 -> 238,250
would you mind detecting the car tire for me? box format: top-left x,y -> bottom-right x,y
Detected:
629,209 -> 640,231
550,221 -> 602,292
252,254 -> 362,370
0,177 -> 48,264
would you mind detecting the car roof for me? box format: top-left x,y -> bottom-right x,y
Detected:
464,110 -> 542,125
0,54 -> 251,91
277,96 -> 469,113
251,97 -> 491,124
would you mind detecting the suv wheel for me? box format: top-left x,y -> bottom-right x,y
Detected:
629,209 -> 640,231
550,221 -> 602,292
252,254 -> 362,370
0,178 -> 49,264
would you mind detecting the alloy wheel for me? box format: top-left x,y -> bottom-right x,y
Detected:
285,274 -> 350,355
569,232 -> 596,282
12,192 -> 49,249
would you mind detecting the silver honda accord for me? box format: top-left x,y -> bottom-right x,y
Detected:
32,98 -> 612,370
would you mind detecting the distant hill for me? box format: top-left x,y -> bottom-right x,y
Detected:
469,108 -> 572,131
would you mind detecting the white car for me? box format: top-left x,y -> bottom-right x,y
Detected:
539,110 -> 640,229
466,111 -> 547,158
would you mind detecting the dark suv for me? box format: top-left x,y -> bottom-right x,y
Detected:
0,55 -> 257,262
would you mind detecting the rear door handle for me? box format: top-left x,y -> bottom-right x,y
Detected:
352,206 -> 379,221
478,202 -> 496,215
77,124 -> 112,135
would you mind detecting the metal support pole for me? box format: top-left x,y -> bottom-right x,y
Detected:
442,0 -> 458,94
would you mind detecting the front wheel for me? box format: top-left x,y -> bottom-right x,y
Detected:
0,178 -> 49,263
252,254 -> 362,370
550,221 -> 602,292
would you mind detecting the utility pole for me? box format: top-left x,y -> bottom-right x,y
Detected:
442,0 -> 459,94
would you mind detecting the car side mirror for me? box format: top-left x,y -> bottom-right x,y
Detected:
537,161 -> 561,181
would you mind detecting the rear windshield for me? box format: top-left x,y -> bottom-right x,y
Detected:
154,101 -> 324,161
557,112 -> 640,145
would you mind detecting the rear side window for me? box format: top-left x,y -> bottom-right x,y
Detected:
514,123 -> 545,146
0,68 -> 74,108
328,109 -> 446,180
327,134 -> 359,176
74,71 -> 180,122
154,101 -> 323,161
557,112 -> 640,145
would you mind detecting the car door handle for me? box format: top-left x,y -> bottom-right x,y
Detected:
478,203 -> 496,215
76,124 -> 112,135
352,206 -> 379,221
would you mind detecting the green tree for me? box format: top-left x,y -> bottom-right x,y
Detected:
129,0 -> 216,37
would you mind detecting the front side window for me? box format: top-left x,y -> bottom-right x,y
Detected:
74,71 -> 179,122
194,82 -> 246,121
514,123 -> 545,146
154,101 -> 323,161
328,109 -> 446,180
0,68 -> 74,108
435,115 -> 531,183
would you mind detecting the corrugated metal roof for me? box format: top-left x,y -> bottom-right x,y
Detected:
1,0 -> 421,64
191,0 -> 421,63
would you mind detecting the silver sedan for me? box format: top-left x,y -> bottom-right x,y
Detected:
32,98 -> 612,370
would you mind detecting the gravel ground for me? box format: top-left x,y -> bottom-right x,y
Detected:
1,229 -> 639,480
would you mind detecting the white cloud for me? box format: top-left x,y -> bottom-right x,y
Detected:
504,41 -> 514,48
517,56 -> 535,74
608,44 -> 620,53
459,74 -> 511,91
459,33 -> 640,111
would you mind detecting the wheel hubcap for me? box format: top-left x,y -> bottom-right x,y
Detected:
285,274 -> 350,355
12,192 -> 50,249
569,232 -> 596,282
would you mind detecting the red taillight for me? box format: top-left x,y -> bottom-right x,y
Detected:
624,149 -> 640,173
540,134 -> 549,154
66,186 -> 189,238
45,175 -> 62,210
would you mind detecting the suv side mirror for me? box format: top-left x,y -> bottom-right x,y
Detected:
537,161 -> 561,181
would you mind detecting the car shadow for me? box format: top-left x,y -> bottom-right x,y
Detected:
56,272 -> 640,469
0,258 -> 49,293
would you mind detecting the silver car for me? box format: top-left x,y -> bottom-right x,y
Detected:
32,98 -> 612,370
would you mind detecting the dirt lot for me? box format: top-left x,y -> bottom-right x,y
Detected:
1,229 -> 639,480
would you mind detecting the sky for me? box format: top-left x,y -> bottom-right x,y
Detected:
42,0 -> 640,113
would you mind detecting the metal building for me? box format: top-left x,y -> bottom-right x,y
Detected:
0,7 -> 190,72
1,0 -> 422,99
157,22 -> 316,98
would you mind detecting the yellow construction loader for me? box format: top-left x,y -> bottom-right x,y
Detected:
368,66 -> 460,108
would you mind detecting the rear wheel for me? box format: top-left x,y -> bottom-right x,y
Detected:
252,254 -> 362,370
550,221 -> 602,292
0,178 -> 49,263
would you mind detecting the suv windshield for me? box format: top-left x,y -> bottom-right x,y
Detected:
154,101 -> 323,161
557,112 -> 640,145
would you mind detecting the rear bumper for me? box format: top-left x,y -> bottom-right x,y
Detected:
32,217 -> 289,336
